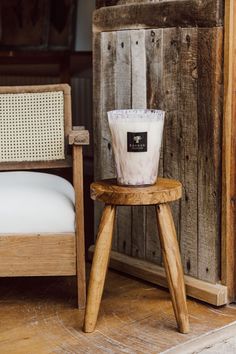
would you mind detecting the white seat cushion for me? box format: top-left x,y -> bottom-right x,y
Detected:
0,171 -> 75,233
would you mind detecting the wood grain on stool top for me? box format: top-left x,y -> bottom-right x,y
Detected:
91,178 -> 182,205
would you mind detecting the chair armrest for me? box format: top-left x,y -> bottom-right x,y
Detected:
68,126 -> 89,146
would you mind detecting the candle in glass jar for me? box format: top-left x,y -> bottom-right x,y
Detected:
108,109 -> 165,186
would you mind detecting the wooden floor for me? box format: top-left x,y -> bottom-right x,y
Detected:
1,268 -> 236,354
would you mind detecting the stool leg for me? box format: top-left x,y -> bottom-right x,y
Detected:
156,203 -> 190,334
84,204 -> 116,333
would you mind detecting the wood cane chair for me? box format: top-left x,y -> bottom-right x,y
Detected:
0,84 -> 89,309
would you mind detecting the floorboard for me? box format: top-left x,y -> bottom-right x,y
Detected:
0,268 -> 236,353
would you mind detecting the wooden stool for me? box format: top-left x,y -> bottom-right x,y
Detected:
84,178 -> 190,334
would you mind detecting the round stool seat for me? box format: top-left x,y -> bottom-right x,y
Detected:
90,178 -> 182,206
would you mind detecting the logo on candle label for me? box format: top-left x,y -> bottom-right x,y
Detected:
127,132 -> 147,152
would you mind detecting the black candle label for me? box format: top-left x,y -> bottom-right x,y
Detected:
127,132 -> 147,152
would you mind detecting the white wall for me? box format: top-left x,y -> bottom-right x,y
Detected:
75,0 -> 96,51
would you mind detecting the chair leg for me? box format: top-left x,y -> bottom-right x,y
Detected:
84,204 -> 116,333
156,203 -> 190,334
76,192 -> 86,310
77,241 -> 86,310
73,145 -> 86,310
76,194 -> 86,310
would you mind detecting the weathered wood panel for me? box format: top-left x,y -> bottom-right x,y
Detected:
179,28 -> 198,277
162,28 -> 181,245
197,28 -> 223,283
130,30 -> 147,259
115,31 -> 132,255
93,33 -> 103,181
95,31 -> 118,249
100,32 -> 117,180
94,26 -> 223,284
93,32 -> 104,243
93,1 -> 223,33
145,29 -> 163,265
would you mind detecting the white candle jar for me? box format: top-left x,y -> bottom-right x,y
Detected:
108,109 -> 165,186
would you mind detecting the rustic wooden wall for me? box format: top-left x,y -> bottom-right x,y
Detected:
94,2 -> 224,284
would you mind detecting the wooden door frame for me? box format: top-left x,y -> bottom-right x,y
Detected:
222,0 -> 236,301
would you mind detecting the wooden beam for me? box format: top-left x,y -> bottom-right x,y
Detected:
222,0 -> 236,302
88,246 -> 228,306
93,0 -> 223,33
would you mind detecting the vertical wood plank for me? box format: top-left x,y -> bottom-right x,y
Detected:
222,0 -> 236,302
115,31 -> 132,256
130,29 -> 147,259
197,27 -> 223,283
179,28 -> 198,277
145,28 -> 163,265
131,30 -> 147,108
93,32 -> 104,240
93,33 -> 102,181
162,28 -> 181,240
94,32 -> 117,249
101,31 -> 118,250
100,31 -> 117,180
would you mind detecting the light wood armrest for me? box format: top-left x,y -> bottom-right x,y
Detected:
69,126 -> 89,146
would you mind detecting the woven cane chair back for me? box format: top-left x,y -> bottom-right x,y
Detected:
0,84 -> 72,170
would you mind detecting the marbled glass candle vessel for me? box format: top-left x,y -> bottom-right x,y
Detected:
108,109 -> 165,186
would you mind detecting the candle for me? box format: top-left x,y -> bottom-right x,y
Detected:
108,109 -> 165,186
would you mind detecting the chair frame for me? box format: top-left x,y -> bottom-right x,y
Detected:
0,84 -> 89,309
